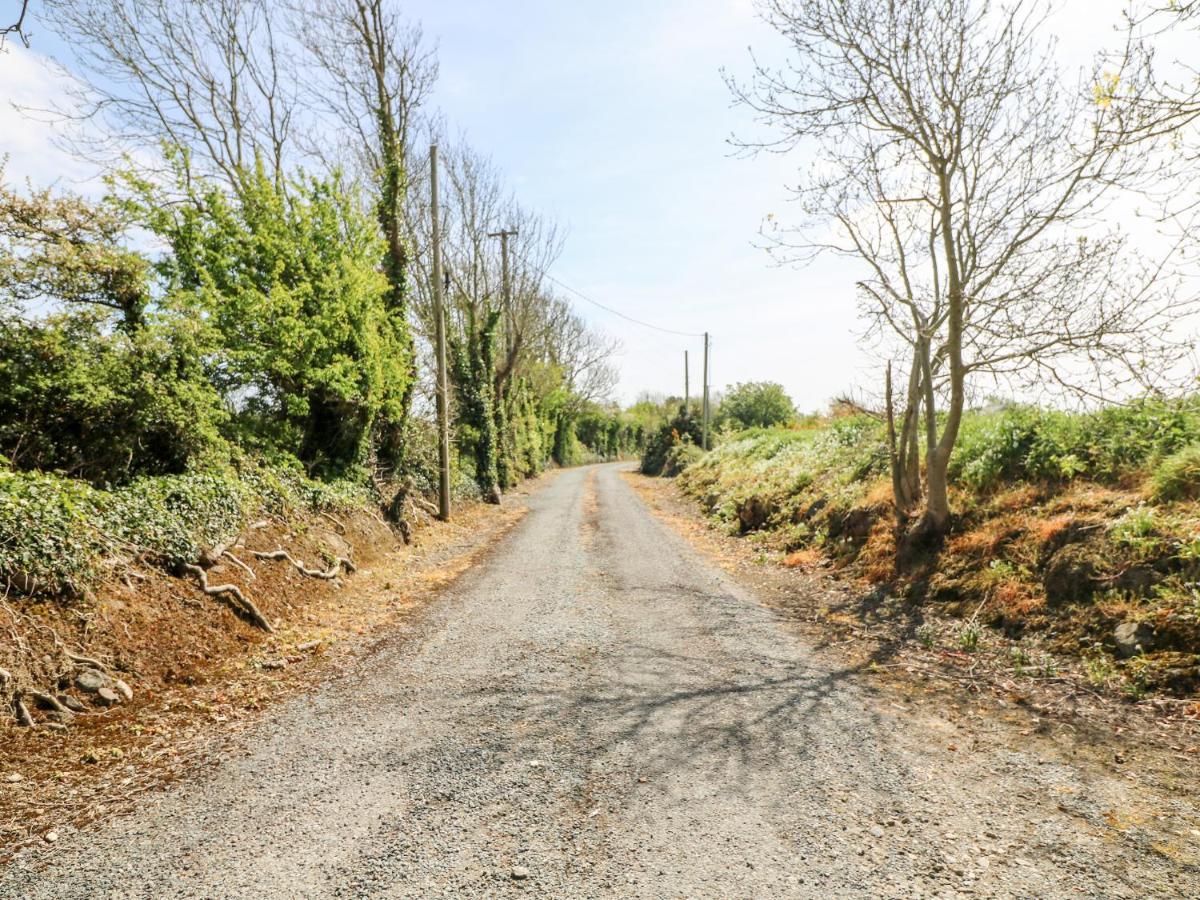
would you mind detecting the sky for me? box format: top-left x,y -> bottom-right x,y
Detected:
0,0 -> 1177,410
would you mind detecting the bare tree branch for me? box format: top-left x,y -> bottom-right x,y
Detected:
1,0 -> 30,48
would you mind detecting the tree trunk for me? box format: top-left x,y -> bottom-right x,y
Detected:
920,445 -> 952,536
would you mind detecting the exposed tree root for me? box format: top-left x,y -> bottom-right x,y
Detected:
13,695 -> 34,728
410,495 -> 439,518
27,690 -> 70,715
183,564 -> 273,633
65,650 -> 108,672
249,550 -> 356,580
319,511 -> 347,534
197,541 -> 230,569
221,551 -> 257,581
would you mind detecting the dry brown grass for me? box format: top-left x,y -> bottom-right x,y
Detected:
1046,483 -> 1136,515
782,548 -> 823,569
949,517 -> 1021,558
988,578 -> 1045,618
1093,591 -> 1143,623
862,479 -> 895,509
990,484 -> 1042,513
859,521 -> 897,583
1031,513 -> 1076,546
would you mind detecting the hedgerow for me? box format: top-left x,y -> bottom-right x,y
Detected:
0,462 -> 366,597
669,402 -> 1200,696
950,400 -> 1200,491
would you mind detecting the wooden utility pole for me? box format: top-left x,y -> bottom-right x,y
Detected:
684,350 -> 690,414
430,145 -> 451,521
702,332 -> 710,450
487,228 -> 518,321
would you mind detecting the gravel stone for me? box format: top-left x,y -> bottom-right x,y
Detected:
73,670 -> 105,694
94,687 -> 120,706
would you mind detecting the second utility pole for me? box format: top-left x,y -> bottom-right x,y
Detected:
702,332 -> 710,451
684,350 -> 689,414
430,145 -> 452,521
487,228 -> 518,325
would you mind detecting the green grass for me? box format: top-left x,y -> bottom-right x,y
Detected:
677,416 -> 887,538
950,399 -> 1200,491
1151,444 -> 1200,502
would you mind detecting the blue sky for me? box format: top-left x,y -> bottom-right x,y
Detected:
1,0 -> 1160,409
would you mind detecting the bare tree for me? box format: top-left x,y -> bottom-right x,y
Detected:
40,0 -> 298,187
732,0 -> 1190,540
2,0 -> 31,48
542,295 -> 620,408
1113,2 -> 1200,183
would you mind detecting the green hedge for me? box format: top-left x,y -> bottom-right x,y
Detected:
0,461 -> 367,596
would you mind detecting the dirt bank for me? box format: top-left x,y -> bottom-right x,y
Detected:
0,483 -> 537,858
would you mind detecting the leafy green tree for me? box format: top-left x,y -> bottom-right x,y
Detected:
133,157 -> 411,478
717,382 -> 796,430
0,311 -> 228,483
0,173 -> 150,330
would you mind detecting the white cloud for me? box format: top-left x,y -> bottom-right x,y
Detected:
0,44 -> 99,190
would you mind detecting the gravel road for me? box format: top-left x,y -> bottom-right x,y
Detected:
3,463 -> 1196,898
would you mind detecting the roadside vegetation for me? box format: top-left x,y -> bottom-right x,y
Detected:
655,397 -> 1200,697
0,0 -> 641,732
635,0 -> 1200,702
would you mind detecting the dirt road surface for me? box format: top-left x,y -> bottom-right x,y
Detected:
3,463 -> 1196,898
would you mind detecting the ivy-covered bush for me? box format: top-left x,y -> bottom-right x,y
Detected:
130,158 -> 412,478
641,409 -> 704,476
0,462 -> 366,597
0,311 -> 228,485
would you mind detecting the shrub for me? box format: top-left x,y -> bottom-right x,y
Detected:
950,399 -> 1200,492
0,312 -> 228,484
663,436 -> 704,476
1151,444 -> 1200,502
717,381 -> 796,430
641,409 -> 704,476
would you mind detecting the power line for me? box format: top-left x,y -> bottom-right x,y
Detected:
537,270 -> 705,339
